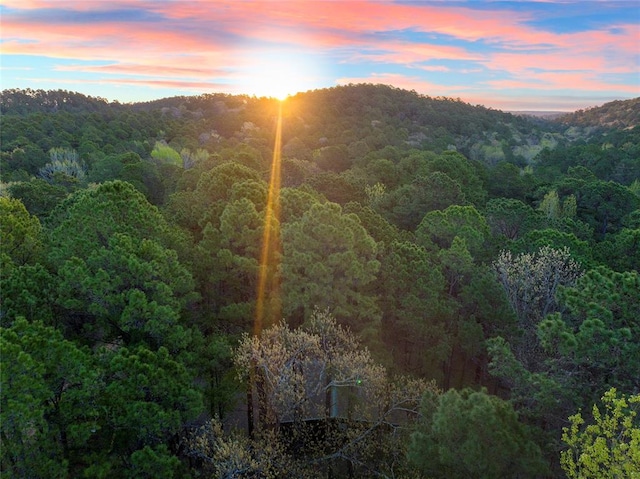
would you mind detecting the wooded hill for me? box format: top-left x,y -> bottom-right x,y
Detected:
1,85 -> 639,478
556,97 -> 640,129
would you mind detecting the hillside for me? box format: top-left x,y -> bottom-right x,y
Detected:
555,97 -> 640,129
1,85 -> 565,166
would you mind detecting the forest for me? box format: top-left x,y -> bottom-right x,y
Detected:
1,84 -> 639,478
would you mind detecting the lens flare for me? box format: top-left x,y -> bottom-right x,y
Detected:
255,101 -> 283,335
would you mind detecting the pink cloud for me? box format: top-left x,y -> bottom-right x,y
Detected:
419,65 -> 451,73
55,63 -> 227,79
347,40 -> 482,65
13,75 -> 229,92
2,1 -> 637,106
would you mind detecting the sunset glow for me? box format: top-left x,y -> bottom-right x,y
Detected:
1,1 -> 638,111
238,50 -> 326,100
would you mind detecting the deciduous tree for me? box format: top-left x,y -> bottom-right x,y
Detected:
232,309 -> 432,477
561,388 -> 640,479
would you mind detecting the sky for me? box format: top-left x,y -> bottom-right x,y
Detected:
1,1 -> 639,111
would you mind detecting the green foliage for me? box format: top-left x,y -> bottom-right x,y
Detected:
561,388 -> 640,479
56,233 -> 197,350
578,180 -> 639,238
342,201 -> 407,246
1,318 -> 99,478
377,240 -> 451,374
409,387 -> 547,478
376,172 -> 467,230
557,98 -> 640,129
416,204 -> 490,259
198,197 -> 267,329
47,180 -> 188,267
511,228 -> 594,268
280,186 -> 324,223
151,141 -> 182,167
484,197 -> 540,240
100,345 -> 202,451
428,150 -> 487,206
128,445 -> 182,479
304,170 -> 366,205
1,263 -> 56,324
594,227 -> 640,272
281,202 -> 380,334
486,161 -> 532,200
6,178 -> 68,217
538,267 -> 640,395
486,335 -> 567,425
0,196 -> 43,267
1,332 -> 67,478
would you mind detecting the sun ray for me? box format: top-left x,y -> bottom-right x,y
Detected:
255,100 -> 283,336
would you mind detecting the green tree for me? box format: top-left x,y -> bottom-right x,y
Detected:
376,240 -> 451,375
483,197 -> 540,241
150,141 -> 182,167
94,345 -> 202,474
304,171 -> 365,205
1,318 -> 99,478
563,178 -> 638,240
538,267 -> 640,398
427,150 -> 487,206
198,197 -> 270,330
0,196 -> 43,269
281,202 -> 380,336
55,233 -> 196,351
594,227 -> 640,272
47,180 -> 189,268
511,229 -> 594,269
488,267 -> 640,471
409,388 -> 547,479
166,161 -> 264,239
434,236 -> 512,388
561,388 -> 640,479
280,186 -> 325,223
376,172 -> 467,231
416,204 -> 490,259
486,161 -> 531,200
6,178 -> 68,218
342,201 -> 407,247
1,263 -> 56,324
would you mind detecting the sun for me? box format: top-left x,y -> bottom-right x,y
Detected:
239,50 -> 323,100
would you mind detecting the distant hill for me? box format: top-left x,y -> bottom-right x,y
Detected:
0,88 -> 121,115
509,111 -> 566,119
555,97 -> 640,129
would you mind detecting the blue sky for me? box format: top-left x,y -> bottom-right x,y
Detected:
1,1 -> 638,110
